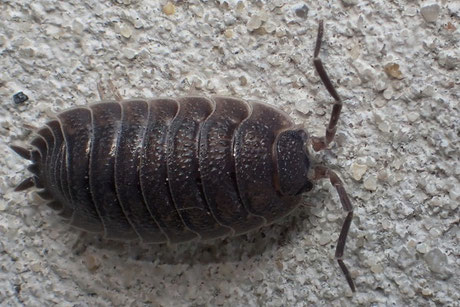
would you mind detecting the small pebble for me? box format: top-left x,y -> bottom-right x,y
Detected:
72,20 -> 84,34
294,248 -> 306,261
294,5 -> 309,19
85,254 -> 101,272
350,162 -> 367,181
236,1 -> 244,12
420,4 -> 440,23
123,48 -> 137,60
0,34 -> 6,46
247,15 -> 262,31
438,50 -> 459,70
449,185 -> 459,201
407,239 -> 417,248
416,242 -> 429,254
295,100 -> 310,115
224,29 -> 233,38
239,76 -> 247,86
429,228 -> 441,237
120,24 -> 133,38
406,112 -> 420,123
341,0 -> 358,6
363,175 -> 377,191
30,262 -> 41,273
422,288 -> 432,296
405,6 -> 418,17
318,233 -> 331,245
370,263 -> 383,274
381,219 -> 392,230
383,88 -> 393,100
424,248 -> 448,273
251,269 -> 265,282
374,79 -> 388,92
13,92 -> 29,104
377,169 -> 389,181
374,97 -> 387,108
163,2 -> 175,16
263,21 -> 276,33
384,63 -> 404,79
391,159 -> 404,170
445,22 -> 456,31
398,247 -> 416,268
377,121 -> 390,133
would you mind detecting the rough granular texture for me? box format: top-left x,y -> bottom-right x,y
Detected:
0,1 -> 458,306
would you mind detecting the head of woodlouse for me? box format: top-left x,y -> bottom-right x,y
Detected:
275,128 -> 313,196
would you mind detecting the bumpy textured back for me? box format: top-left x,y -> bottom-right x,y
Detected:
24,96 -> 305,243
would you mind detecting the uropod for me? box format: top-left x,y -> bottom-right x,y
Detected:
11,21 -> 356,292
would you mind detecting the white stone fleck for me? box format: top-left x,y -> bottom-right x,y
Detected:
318,233 -> 331,246
383,87 -> 394,100
422,288 -> 433,296
263,21 -> 277,33
377,121 -> 390,133
120,23 -> 134,39
363,175 -> 378,191
350,162 -> 367,181
406,111 -> 420,123
294,99 -> 310,115
247,15 -> 263,31
416,242 -> 429,254
122,48 -> 136,59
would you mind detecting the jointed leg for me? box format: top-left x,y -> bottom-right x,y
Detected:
97,82 -> 105,101
97,80 -> 123,101
311,20 -> 344,152
108,80 -> 123,101
312,165 -> 355,292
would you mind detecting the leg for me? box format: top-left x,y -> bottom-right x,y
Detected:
312,165 -> 355,292
97,80 -> 123,101
71,232 -> 88,255
108,80 -> 123,101
14,177 -> 35,192
97,82 -> 105,101
10,145 -> 32,160
10,145 -> 36,191
311,20 -> 344,152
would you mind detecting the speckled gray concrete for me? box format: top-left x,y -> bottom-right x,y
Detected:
0,0 -> 459,306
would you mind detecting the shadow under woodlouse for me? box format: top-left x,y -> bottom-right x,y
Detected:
70,204 -> 316,266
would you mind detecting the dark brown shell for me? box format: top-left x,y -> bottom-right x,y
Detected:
17,96 -> 312,243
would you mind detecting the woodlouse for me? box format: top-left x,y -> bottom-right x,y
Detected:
11,21 -> 356,292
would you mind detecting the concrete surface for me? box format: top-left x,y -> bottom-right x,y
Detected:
0,0 -> 459,306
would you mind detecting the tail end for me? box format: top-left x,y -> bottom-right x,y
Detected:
14,177 -> 35,191
10,145 -> 32,160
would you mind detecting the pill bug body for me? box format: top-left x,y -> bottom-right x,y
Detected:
12,21 -> 357,292
16,97 -> 312,244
